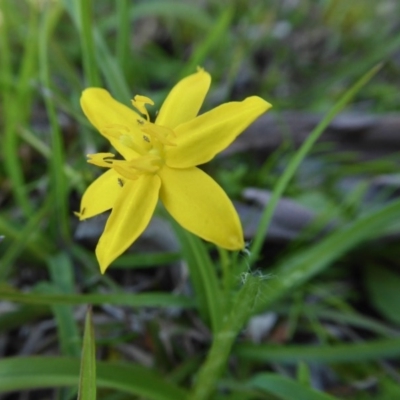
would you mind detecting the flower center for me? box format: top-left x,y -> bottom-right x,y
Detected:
87,95 -> 176,181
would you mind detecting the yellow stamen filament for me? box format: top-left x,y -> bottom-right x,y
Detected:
119,134 -> 148,155
131,95 -> 154,121
87,153 -> 115,167
125,155 -> 160,172
112,165 -> 140,180
102,124 -> 150,155
141,124 -> 176,146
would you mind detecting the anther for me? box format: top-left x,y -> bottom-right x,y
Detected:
119,135 -> 147,155
131,95 -> 154,122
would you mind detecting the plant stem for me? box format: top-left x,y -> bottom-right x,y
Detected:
191,275 -> 262,400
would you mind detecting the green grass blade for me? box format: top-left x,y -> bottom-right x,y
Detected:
306,31 -> 400,109
47,254 -> 81,357
61,0 -> 130,101
365,264 -> 400,325
78,0 -> 100,86
171,221 -> 223,333
127,1 -> 212,29
0,287 -> 195,308
0,200 -> 53,279
248,373 -> 336,400
255,198 -> 400,313
297,306 -> 399,337
0,357 -> 188,400
116,0 -> 130,79
0,304 -> 49,333
190,275 -> 264,400
18,127 -> 84,190
16,4 -> 39,118
180,8 -> 232,78
78,307 -> 96,400
0,2 -> 33,215
248,63 -> 382,266
236,338 -> 400,364
94,31 -> 131,101
38,5 -> 70,241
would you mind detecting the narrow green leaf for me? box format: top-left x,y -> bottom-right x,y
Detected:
61,0 -> 130,101
0,305 -> 49,333
297,362 -> 312,387
256,198 -> 400,313
0,213 -> 53,261
18,127 -> 84,190
100,0 -> 214,31
0,1 -> 33,215
47,254 -> 81,357
298,306 -> 399,337
180,8 -> 232,78
116,0 -> 130,78
365,265 -> 400,325
78,307 -> 96,400
0,200 -> 53,279
170,220 -> 223,333
16,3 -> 39,117
39,5 -> 70,240
236,337 -> 400,364
190,275 -> 264,400
248,373 -> 336,400
248,63 -> 382,266
0,287 -> 195,308
0,357 -> 188,400
78,0 -> 100,86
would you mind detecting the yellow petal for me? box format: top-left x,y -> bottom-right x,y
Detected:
78,169 -> 122,220
159,166 -> 244,250
95,174 -> 161,273
155,69 -> 211,129
166,96 -> 271,169
80,88 -> 144,160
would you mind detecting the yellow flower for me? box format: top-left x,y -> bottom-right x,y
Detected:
78,69 -> 271,273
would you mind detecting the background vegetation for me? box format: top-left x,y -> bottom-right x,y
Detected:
1,0 -> 400,399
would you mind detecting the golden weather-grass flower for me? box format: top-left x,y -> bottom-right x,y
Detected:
77,69 -> 272,273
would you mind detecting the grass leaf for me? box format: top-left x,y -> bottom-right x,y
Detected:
236,337 -> 400,364
170,220 -> 223,332
248,373 -> 336,400
78,307 -> 96,400
365,264 -> 400,325
0,357 -> 188,400
248,63 -> 382,266
0,287 -> 195,308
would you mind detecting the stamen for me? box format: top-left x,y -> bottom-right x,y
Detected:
87,153 -> 115,168
102,124 -> 149,155
74,207 -> 86,218
113,165 -> 140,180
119,134 -> 148,155
131,95 -> 154,121
127,155 -> 161,172
142,124 -> 176,146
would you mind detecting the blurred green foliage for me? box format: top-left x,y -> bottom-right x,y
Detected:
1,0 -> 400,399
